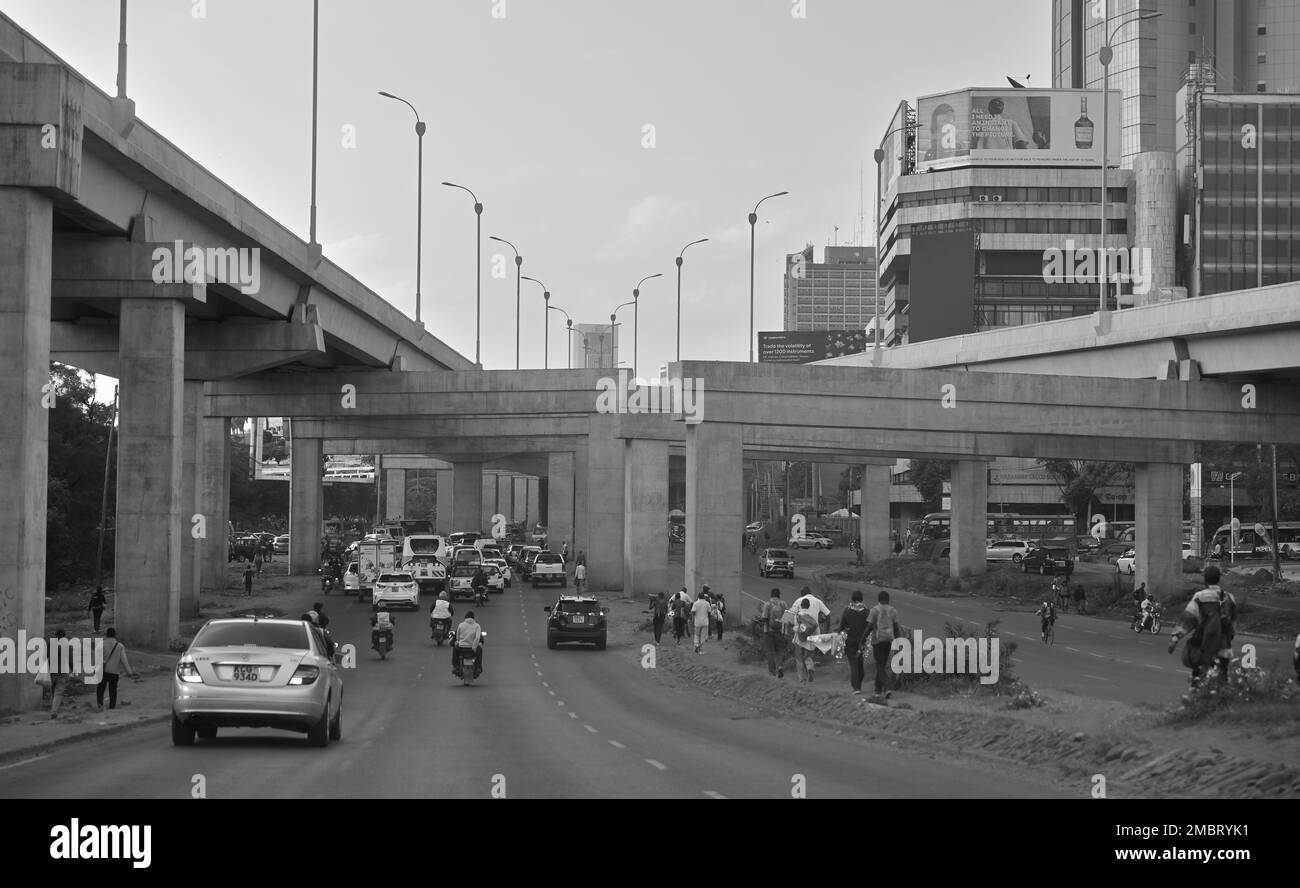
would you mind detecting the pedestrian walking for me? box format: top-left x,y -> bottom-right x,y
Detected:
838,590 -> 870,694
47,629 -> 71,719
561,540 -> 569,561
792,599 -> 819,683
88,586 -> 107,633
761,588 -> 786,678
866,590 -> 902,698
1168,565 -> 1237,685
97,628 -> 138,711
574,560 -> 587,593
243,565 -> 254,596
793,587 -> 831,634
670,588 -> 689,645
1072,583 -> 1087,614
705,585 -> 725,640
254,548 -> 264,575
650,592 -> 668,644
690,590 -> 711,653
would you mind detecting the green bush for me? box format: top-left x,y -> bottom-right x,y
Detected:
1165,662 -> 1300,726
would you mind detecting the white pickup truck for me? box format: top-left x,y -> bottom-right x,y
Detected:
530,552 -> 567,588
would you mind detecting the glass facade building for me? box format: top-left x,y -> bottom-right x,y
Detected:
1053,0 -> 1300,166
1188,94 -> 1300,296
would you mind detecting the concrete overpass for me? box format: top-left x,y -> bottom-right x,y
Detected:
0,15 -> 476,711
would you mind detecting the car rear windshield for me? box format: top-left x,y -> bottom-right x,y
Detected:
378,574 -> 412,583
193,622 -> 309,650
768,550 -> 790,558
1047,549 -> 1070,557
452,565 -> 478,576
536,554 -> 563,564
407,537 -> 441,554
557,600 -> 600,614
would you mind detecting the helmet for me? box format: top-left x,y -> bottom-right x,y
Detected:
438,590 -> 449,600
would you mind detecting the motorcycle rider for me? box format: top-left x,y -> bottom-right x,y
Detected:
471,565 -> 489,602
1139,592 -> 1156,632
453,610 -> 484,678
370,607 -> 395,650
430,590 -> 455,639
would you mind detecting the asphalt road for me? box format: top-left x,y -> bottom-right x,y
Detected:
0,582 -> 1069,799
727,546 -> 1296,707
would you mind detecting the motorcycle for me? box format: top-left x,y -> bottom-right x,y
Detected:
430,615 -> 452,646
1130,603 -> 1163,635
372,626 -> 394,659
320,569 -> 336,594
454,631 -> 486,685
472,583 -> 488,606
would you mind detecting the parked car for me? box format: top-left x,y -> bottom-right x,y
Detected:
545,594 -> 608,650
273,534 -> 290,555
1182,541 -> 1197,560
1021,546 -> 1074,575
1102,540 -> 1132,562
1116,548 -> 1136,575
986,540 -> 1032,563
451,546 -> 482,568
482,556 -> 512,586
788,532 -> 833,549
758,548 -> 795,579
447,563 -> 481,601
519,546 -> 543,577
372,572 -> 419,609
172,618 -> 343,747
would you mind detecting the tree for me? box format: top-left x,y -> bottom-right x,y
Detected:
1038,459 -> 1133,524
909,459 -> 951,511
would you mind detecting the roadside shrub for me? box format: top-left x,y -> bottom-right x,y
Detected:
1165,662 -> 1300,725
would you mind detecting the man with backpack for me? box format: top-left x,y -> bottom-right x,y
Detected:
669,589 -> 690,645
838,590 -> 870,694
866,590 -> 902,698
1168,565 -> 1237,685
760,588 -> 787,678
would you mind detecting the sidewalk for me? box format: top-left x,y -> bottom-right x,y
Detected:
0,651 -> 177,766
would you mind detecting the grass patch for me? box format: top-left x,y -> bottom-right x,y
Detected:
1163,661 -> 1300,728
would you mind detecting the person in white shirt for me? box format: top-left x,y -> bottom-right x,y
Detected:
690,593 -> 712,653
454,612 -> 484,677
574,561 -> 587,593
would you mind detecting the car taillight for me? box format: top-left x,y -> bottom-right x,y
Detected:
288,665 -> 319,686
176,660 -> 203,684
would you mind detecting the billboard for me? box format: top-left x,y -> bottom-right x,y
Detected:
758,330 -> 870,363
916,88 -> 1119,171
251,418 -> 375,483
908,224 -> 976,343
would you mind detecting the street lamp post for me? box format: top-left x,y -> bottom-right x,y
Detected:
1229,471 -> 1242,565
488,236 -> 523,369
632,273 -> 662,381
675,238 -> 708,363
748,191 -> 788,362
548,305 -> 573,369
442,182 -> 483,366
610,302 -> 634,370
1098,9 -> 1162,314
378,91 -> 426,324
522,276 -> 551,369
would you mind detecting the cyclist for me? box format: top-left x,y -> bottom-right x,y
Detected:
1051,574 -> 1068,612
1034,600 -> 1057,643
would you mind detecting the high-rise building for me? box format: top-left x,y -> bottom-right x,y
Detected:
782,244 -> 877,332
1052,0 -> 1300,166
570,322 -> 619,370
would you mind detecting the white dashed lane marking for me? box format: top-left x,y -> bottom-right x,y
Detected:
703,791 -> 727,799
584,725 -> 598,733
608,740 -> 625,749
568,712 -> 578,719
645,759 -> 668,771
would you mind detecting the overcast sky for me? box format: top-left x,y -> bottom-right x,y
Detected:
8,0 -> 1050,390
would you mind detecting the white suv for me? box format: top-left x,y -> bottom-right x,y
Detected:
372,572 -> 418,609
530,552 -> 567,588
985,540 -> 1032,563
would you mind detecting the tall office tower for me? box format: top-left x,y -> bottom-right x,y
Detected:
782,244 -> 878,333
1052,0 -> 1300,165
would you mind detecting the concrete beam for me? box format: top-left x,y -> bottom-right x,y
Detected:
290,416 -> 590,441
0,188 -> 52,713
0,62 -> 84,196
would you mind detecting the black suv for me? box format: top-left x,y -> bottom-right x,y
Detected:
1020,546 -> 1073,575
545,595 -> 609,650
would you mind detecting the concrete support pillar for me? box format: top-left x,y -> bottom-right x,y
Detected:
686,423 -> 742,620
512,476 -> 528,523
547,453 -> 575,563
526,477 -> 540,529
624,439 -> 669,599
436,469 -> 454,534
481,472 -> 497,531
0,188 -> 52,713
586,417 -> 624,591
115,299 -> 185,649
859,463 -> 892,561
385,468 -> 406,520
573,445 -> 590,568
1136,463 -> 1183,598
289,435 -> 323,575
496,473 -> 513,524
199,409 -> 230,594
949,460 -> 989,578
179,381 -> 202,618
453,462 -> 483,533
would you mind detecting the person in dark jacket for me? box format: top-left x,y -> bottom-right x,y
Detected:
838,590 -> 871,694
88,587 -> 107,633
